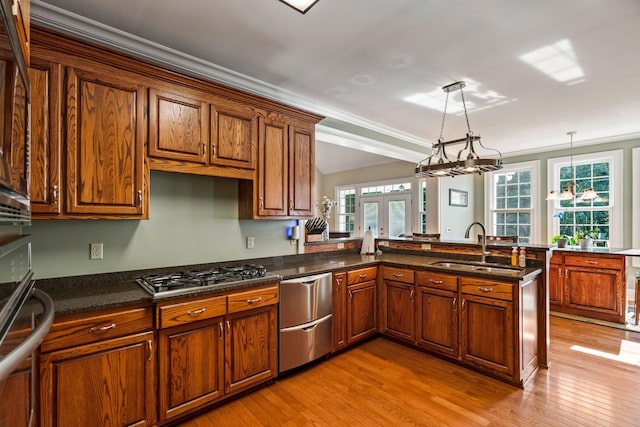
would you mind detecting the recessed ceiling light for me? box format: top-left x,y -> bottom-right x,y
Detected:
278,0 -> 320,14
519,39 -> 585,83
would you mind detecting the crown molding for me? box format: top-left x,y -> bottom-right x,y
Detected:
31,1 -> 430,149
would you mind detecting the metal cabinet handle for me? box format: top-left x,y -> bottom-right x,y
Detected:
211,144 -> 216,158
246,297 -> 262,304
137,190 -> 143,207
187,307 -> 206,316
453,297 -> 457,313
51,184 -> 58,206
392,273 -> 403,278
226,320 -> 231,336
359,274 -> 368,279
201,141 -> 207,156
147,340 -> 153,361
336,277 -> 342,290
478,287 -> 494,293
410,289 -> 414,300
259,197 -> 264,209
89,323 -> 116,333
565,270 -> 568,278
349,290 -> 353,301
290,199 -> 294,210
430,279 -> 443,285
218,322 -> 223,340
461,299 -> 466,312
585,260 -> 598,265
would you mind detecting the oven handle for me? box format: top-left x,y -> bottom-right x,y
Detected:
0,289 -> 55,383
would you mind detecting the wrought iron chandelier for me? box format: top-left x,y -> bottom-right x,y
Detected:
546,131 -> 598,201
415,81 -> 503,178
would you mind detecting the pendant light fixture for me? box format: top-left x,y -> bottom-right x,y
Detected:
415,81 -> 503,178
278,0 -> 320,14
546,131 -> 598,201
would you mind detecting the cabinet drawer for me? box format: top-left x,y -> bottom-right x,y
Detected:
347,267 -> 378,285
550,253 -> 562,265
157,295 -> 227,329
461,278 -> 513,302
381,266 -> 414,284
41,307 -> 153,353
227,285 -> 279,314
564,255 -> 623,270
416,271 -> 458,292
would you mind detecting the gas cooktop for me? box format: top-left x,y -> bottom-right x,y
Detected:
136,264 -> 276,299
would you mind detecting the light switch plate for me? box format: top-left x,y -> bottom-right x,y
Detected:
246,236 -> 255,249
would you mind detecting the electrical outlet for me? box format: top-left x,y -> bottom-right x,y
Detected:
337,243 -> 345,249
90,243 -> 103,260
421,243 -> 432,250
378,241 -> 389,247
246,236 -> 255,249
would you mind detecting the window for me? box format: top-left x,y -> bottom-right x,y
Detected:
418,179 -> 427,233
336,187 -> 356,234
485,161 -> 539,244
547,150 -> 622,247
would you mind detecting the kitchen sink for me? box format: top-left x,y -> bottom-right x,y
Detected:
430,261 -> 522,275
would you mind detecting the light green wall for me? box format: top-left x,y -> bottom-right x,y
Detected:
27,171 -> 298,279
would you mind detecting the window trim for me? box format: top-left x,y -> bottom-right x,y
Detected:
484,160 -> 540,243
546,149 -> 623,247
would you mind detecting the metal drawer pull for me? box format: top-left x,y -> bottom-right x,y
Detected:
187,307 -> 206,316
218,322 -> 223,340
584,260 -> 598,264
430,279 -> 443,285
359,274 -> 368,279
478,287 -> 494,293
392,273 -> 404,277
246,297 -> 262,304
89,323 -> 116,333
51,184 -> 58,205
147,340 -> 153,361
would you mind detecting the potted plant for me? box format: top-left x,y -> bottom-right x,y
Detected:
574,230 -> 596,249
551,234 -> 569,248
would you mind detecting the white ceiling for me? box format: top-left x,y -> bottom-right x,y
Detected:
32,0 -> 640,174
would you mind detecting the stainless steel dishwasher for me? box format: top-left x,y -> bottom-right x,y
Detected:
279,272 -> 332,373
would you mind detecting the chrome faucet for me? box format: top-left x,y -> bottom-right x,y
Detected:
465,221 -> 487,263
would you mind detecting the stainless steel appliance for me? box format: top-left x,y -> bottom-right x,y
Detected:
279,272 -> 332,373
136,264 -> 275,299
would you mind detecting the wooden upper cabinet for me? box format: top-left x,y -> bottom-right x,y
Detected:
210,96 -> 256,170
29,58 -> 61,214
11,0 -> 30,64
149,88 -> 208,163
66,66 -> 146,216
257,116 -> 288,216
288,123 -> 315,217
148,85 -> 256,176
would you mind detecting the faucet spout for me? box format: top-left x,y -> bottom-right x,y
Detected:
465,221 -> 487,263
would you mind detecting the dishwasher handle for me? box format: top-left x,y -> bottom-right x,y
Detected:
279,314 -> 332,333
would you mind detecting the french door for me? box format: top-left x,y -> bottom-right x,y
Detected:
360,194 -> 411,238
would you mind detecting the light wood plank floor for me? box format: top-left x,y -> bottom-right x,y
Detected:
179,316 -> 640,426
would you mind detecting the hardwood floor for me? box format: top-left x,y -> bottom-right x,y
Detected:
178,316 -> 640,426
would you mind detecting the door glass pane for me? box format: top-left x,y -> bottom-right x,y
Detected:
363,202 -> 379,237
388,200 -> 406,238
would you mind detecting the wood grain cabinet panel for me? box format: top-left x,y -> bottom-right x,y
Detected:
210,97 -> 256,170
28,58 -> 62,214
66,66 -> 146,216
288,124 -> 314,217
332,272 -> 347,351
381,266 -> 415,343
40,331 -> 156,427
416,271 -> 459,359
346,280 -> 377,345
256,116 -> 288,216
158,317 -> 225,422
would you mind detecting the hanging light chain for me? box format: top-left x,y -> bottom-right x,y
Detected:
438,90 -> 450,142
460,87 -> 472,135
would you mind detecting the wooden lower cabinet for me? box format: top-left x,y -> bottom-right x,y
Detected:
346,267 -> 378,345
40,331 -> 156,427
225,304 -> 278,395
460,279 -> 515,377
381,266 -> 415,343
0,362 -> 31,427
332,272 -> 347,351
550,253 -> 625,323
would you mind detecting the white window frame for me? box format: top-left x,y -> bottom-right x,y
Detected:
546,149 -> 623,247
335,185 -> 357,235
484,160 -> 541,243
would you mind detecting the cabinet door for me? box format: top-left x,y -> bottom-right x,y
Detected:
158,318 -> 225,422
66,66 -> 146,216
225,304 -> 277,395
11,0 -> 30,64
29,58 -> 62,214
461,294 -> 514,377
332,271 -> 347,351
382,279 -> 415,343
347,280 -> 377,344
210,98 -> 256,169
548,260 -> 562,307
288,123 -> 314,216
149,88 -> 208,163
257,117 -> 288,216
416,286 -> 459,359
40,331 -> 156,427
0,364 -> 30,426
565,266 -> 624,322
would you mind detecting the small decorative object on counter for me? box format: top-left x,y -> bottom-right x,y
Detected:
511,246 -> 518,266
317,196 -> 337,242
361,227 -> 375,254
305,217 -> 328,242
518,247 -> 526,267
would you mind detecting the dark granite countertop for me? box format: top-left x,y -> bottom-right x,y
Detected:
35,251 -> 542,318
